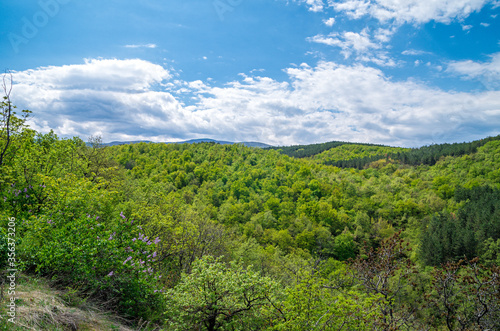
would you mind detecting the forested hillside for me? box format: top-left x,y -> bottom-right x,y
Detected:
321,136 -> 500,169
1,101 -> 500,329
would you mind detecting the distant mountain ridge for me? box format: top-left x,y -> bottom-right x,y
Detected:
103,139 -> 273,148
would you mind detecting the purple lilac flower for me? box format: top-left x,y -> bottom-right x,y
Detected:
96,216 -> 100,220
132,238 -> 137,242
24,188 -> 28,193
123,256 -> 133,265
107,271 -> 114,277
26,195 -> 29,198
152,252 -> 157,258
154,237 -> 161,244
3,197 -> 7,202
120,211 -> 126,219
138,233 -> 144,240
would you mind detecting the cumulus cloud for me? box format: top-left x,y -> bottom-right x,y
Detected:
188,61 -> 500,146
14,58 -> 171,92
10,58 -> 500,146
307,29 -> 397,66
323,17 -> 336,26
328,0 -> 491,24
293,0 -> 324,12
293,0 -> 493,48
11,59 -> 185,141
306,0 -> 325,12
308,29 -> 380,57
447,52 -> 500,90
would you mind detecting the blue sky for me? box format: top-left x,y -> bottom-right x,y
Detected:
1,0 -> 500,147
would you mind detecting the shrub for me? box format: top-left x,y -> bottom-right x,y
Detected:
18,211 -> 165,320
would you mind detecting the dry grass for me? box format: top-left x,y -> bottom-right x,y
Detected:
0,274 -> 137,331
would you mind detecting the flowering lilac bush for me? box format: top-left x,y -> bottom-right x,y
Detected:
18,211 -> 166,320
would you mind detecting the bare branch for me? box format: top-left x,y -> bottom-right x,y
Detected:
0,71 -> 14,167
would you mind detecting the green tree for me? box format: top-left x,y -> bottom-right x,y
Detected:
165,255 -> 283,331
0,72 -> 31,170
272,260 -> 381,330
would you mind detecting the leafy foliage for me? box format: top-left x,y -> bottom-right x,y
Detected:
271,260 -> 381,330
165,255 -> 282,331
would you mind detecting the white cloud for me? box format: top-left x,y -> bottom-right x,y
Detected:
374,27 -> 396,42
295,0 -> 492,26
402,49 -> 431,56
328,0 -> 491,24
356,53 -> 398,67
462,24 -> 473,30
125,44 -> 157,49
11,59 -> 182,141
323,17 -> 336,26
447,52 -> 500,89
480,22 -> 490,27
307,28 -> 397,66
296,0 -> 324,12
189,61 -> 500,145
13,58 -> 171,92
10,59 -> 500,146
308,28 -> 380,58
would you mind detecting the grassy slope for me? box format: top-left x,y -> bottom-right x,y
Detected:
0,274 -> 136,331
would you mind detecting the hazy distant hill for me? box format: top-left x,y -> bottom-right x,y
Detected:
103,139 -> 273,148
